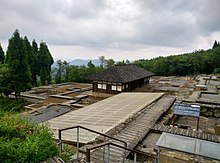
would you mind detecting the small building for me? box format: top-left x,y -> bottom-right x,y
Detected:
86,64 -> 154,94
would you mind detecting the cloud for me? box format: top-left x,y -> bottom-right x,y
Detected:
196,0 -> 220,33
0,0 -> 219,60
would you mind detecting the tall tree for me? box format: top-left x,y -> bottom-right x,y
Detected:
98,56 -> 105,69
23,36 -> 34,85
0,43 -> 5,64
212,40 -> 219,49
105,58 -> 115,68
0,64 -> 13,97
6,29 -> 31,98
87,60 -> 95,69
45,44 -> 54,84
212,46 -> 220,70
31,39 -> 39,86
86,60 -> 96,81
63,61 -> 70,82
38,42 -> 54,85
55,60 -> 65,84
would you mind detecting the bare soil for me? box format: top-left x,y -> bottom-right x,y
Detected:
53,85 -> 75,93
30,97 -> 69,108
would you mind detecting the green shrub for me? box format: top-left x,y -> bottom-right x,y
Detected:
61,144 -> 77,162
213,68 -> 220,74
0,114 -> 58,163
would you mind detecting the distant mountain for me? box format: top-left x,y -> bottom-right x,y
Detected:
69,59 -> 101,66
52,59 -> 101,68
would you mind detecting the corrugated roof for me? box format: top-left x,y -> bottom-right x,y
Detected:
86,64 -> 154,83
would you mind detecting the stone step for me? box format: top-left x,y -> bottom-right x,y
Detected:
125,125 -> 148,131
122,128 -> 144,135
120,130 -> 142,137
116,136 -> 136,143
118,132 -> 139,139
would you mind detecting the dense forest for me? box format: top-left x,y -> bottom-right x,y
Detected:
135,41 -> 220,76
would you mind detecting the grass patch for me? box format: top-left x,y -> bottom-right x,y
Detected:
0,98 -> 30,114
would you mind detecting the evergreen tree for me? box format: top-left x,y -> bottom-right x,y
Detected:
99,56 -> 105,69
63,61 -> 69,82
105,59 -> 115,68
87,60 -> 95,69
212,40 -> 219,49
86,60 -> 96,81
6,29 -> 32,98
38,42 -> 54,85
212,46 -> 220,70
45,44 -> 54,84
0,43 -> 5,64
23,36 -> 34,85
31,39 -> 39,86
0,64 -> 13,97
38,42 -> 47,85
55,60 -> 65,84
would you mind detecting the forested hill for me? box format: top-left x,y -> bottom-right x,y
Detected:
134,44 -> 220,76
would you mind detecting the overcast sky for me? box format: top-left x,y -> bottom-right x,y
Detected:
0,0 -> 220,61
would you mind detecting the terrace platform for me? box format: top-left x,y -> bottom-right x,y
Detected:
46,92 -> 164,143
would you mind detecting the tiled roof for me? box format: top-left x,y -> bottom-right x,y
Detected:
86,64 -> 154,83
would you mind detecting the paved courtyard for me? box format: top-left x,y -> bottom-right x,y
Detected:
46,92 -> 164,143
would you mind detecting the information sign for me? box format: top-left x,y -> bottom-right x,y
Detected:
174,103 -> 200,117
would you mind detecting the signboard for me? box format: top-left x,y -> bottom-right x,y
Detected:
174,103 -> 200,117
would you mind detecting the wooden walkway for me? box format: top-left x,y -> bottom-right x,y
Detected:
150,124 -> 220,143
90,96 -> 176,162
